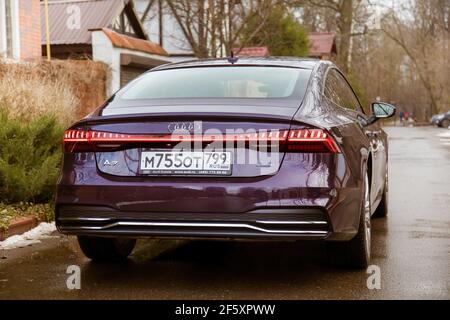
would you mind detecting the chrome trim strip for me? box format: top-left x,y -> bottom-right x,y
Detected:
62,221 -> 328,235
59,217 -> 112,222
255,220 -> 327,225
59,217 -> 327,225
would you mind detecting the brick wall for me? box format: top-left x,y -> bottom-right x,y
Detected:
19,0 -> 41,61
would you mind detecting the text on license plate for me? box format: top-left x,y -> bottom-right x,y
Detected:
140,151 -> 232,175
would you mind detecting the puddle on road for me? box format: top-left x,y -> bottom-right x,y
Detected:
131,239 -> 187,262
410,231 -> 450,239
406,219 -> 450,239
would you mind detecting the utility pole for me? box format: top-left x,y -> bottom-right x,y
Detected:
44,0 -> 51,61
158,0 -> 163,48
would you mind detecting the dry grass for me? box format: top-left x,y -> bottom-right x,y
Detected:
0,59 -> 107,126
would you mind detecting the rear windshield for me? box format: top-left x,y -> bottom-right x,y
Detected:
120,66 -> 311,100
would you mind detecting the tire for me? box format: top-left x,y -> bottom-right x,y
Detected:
440,119 -> 450,128
327,172 -> 371,269
373,167 -> 388,218
77,236 -> 136,262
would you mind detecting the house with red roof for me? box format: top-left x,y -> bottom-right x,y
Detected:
232,33 -> 337,61
234,46 -> 270,57
40,0 -> 171,94
308,32 -> 337,60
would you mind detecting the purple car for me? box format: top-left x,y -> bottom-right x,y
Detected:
56,58 -> 395,268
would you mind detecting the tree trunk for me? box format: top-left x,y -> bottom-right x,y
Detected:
197,0 -> 209,58
338,0 -> 353,73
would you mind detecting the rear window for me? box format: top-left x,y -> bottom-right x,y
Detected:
120,66 -> 311,100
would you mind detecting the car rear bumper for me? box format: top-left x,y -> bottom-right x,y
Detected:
56,205 -> 331,240
56,151 -> 362,241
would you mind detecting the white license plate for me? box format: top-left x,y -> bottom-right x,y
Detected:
140,151 -> 232,175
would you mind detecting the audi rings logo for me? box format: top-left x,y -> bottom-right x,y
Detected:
168,121 -> 202,133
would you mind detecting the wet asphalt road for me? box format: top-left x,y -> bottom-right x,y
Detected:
0,126 -> 449,300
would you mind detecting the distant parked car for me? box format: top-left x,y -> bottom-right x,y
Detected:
431,111 -> 450,128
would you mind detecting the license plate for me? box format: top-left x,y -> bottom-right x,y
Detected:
140,151 -> 232,175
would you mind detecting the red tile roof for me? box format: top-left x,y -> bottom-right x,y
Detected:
234,46 -> 269,57
308,32 -> 336,57
101,28 -> 168,56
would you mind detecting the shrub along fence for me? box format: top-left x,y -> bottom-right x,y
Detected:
0,59 -> 107,231
0,111 -> 63,203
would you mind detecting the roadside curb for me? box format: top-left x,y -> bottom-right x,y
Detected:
0,216 -> 38,241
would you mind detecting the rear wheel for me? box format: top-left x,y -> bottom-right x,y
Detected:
327,172 -> 371,269
77,236 -> 136,262
440,119 -> 450,128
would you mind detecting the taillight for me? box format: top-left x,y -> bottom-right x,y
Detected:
63,128 -> 340,153
286,129 -> 341,153
63,130 -> 92,153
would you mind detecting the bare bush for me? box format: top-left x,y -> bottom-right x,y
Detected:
0,60 -> 107,125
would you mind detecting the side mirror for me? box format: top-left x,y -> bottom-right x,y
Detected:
366,102 -> 396,125
372,102 -> 396,118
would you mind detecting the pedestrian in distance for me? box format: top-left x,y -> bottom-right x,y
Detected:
399,110 -> 405,126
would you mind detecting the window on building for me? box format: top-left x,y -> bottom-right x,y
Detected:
111,11 -> 138,38
4,0 -> 13,57
1,0 -> 19,59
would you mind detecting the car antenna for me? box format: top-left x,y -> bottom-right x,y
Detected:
227,50 -> 239,64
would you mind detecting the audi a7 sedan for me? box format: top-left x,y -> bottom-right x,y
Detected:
56,57 -> 395,268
